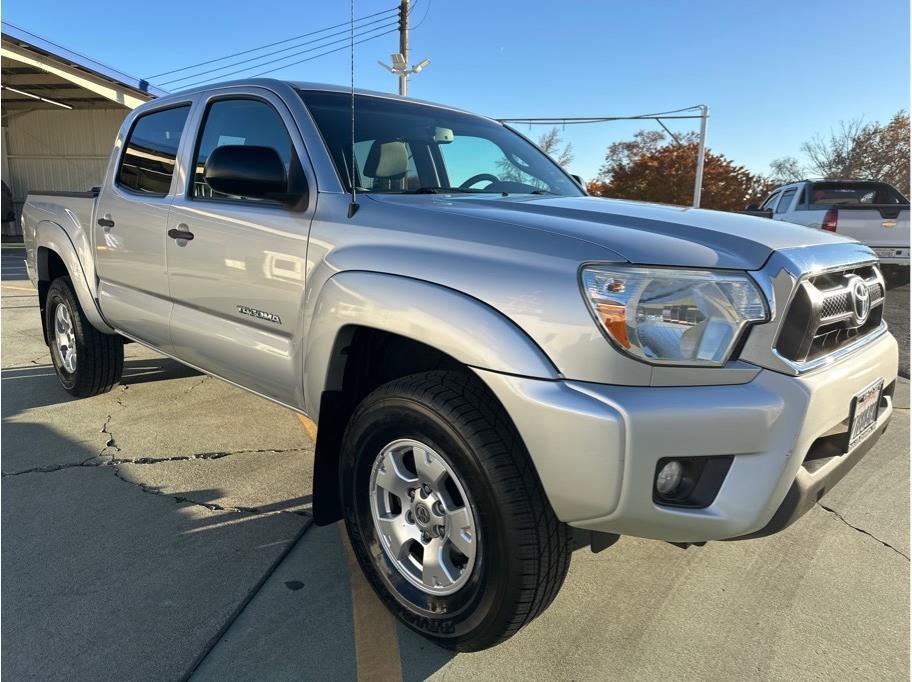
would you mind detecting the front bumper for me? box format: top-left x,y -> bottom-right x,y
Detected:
474,331 -> 898,543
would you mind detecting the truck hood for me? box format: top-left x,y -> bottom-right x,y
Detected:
368,194 -> 856,270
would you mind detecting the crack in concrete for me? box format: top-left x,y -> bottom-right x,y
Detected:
1,447 -> 306,477
817,502 -> 910,561
99,415 -> 120,456
109,465 -> 310,518
187,375 -> 208,393
3,447 -> 311,520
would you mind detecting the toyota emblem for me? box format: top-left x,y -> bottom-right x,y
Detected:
848,276 -> 870,326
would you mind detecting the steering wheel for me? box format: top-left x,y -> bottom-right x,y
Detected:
459,173 -> 500,190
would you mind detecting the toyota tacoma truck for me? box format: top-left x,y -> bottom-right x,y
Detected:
746,179 -> 910,284
22,80 -> 898,651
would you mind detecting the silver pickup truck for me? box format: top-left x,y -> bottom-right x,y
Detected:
22,80 -> 898,651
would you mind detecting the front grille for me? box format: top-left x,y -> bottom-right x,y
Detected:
775,264 -> 885,364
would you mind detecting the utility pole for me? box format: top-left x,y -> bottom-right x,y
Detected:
398,0 -> 409,96
692,105 -> 709,208
378,0 -> 430,95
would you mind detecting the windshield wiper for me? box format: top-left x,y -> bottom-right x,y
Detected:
406,186 -> 479,194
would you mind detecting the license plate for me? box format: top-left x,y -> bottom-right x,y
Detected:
848,379 -> 884,448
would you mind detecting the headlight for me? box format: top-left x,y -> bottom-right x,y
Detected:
580,265 -> 767,366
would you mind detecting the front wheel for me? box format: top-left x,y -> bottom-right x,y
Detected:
46,277 -> 123,397
341,370 -> 572,651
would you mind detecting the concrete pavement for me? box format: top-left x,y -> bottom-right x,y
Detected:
2,245 -> 909,680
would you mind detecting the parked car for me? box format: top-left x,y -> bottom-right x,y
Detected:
746,179 -> 909,284
22,80 -> 898,651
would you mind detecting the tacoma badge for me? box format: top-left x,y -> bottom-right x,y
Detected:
237,305 -> 282,324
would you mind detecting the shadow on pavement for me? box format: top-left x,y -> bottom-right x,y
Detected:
1,357 -> 201,416
0,420 -> 308,680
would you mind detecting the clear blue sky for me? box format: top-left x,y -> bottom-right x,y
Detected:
5,0 -> 909,180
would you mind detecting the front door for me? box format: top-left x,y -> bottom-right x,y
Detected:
166,91 -> 314,408
94,103 -> 192,350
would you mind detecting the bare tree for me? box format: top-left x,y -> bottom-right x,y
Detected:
799,113 -> 910,192
767,156 -> 806,185
801,118 -> 872,179
537,127 -> 574,168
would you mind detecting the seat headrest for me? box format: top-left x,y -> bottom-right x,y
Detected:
363,140 -> 409,178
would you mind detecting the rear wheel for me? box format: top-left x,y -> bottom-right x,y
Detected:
341,370 -> 572,651
46,277 -> 123,397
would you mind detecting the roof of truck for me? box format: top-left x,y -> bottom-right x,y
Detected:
157,78 -> 487,120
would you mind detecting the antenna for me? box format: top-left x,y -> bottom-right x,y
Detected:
347,0 -> 360,218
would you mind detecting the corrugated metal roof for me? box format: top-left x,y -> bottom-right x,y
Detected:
1,21 -> 168,99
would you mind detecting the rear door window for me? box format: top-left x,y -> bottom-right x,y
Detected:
117,105 -> 190,195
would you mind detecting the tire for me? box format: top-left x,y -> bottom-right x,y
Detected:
340,370 -> 572,651
46,277 -> 123,397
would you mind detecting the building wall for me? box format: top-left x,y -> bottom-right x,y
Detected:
2,108 -> 127,234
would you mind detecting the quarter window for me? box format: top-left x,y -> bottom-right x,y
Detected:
192,98 -> 294,202
117,105 -> 190,195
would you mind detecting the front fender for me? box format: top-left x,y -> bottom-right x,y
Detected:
303,271 -> 560,418
34,220 -> 114,334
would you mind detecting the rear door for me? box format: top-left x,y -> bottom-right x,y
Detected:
94,102 -> 192,349
166,87 -> 316,407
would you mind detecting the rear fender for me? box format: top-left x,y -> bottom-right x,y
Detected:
35,220 -> 114,334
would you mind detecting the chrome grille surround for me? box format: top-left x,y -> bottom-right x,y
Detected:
738,243 -> 890,376
775,263 -> 886,364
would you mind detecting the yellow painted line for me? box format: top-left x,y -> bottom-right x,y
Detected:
340,524 -> 403,682
297,413 -> 318,441
297,414 -> 401,680
1,284 -> 36,293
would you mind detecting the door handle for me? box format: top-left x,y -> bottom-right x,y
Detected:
168,227 -> 194,241
97,217 -> 115,229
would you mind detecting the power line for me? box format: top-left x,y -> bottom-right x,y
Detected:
498,106 -> 708,126
248,28 -> 398,78
158,16 -> 398,86
146,5 -> 398,81
177,26 -> 398,89
411,0 -> 432,29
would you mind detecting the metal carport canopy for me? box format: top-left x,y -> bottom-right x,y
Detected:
1,21 -> 167,111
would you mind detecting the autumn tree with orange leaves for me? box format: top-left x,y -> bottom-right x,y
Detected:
587,130 -> 769,211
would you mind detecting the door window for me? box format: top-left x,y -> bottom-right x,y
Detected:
775,189 -> 796,214
192,98 -> 294,203
760,192 -> 780,211
116,105 -> 190,195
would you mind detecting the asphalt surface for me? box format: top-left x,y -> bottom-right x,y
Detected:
2,245 -> 909,681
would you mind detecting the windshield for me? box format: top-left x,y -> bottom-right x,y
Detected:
298,90 -> 584,196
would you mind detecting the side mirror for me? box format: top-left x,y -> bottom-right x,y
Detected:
746,203 -> 760,211
205,145 -> 302,205
571,174 -> 585,187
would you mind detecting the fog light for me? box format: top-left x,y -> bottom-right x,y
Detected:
655,460 -> 683,497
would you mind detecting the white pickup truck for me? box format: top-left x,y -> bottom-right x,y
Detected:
748,180 -> 910,283
21,80 -> 899,651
